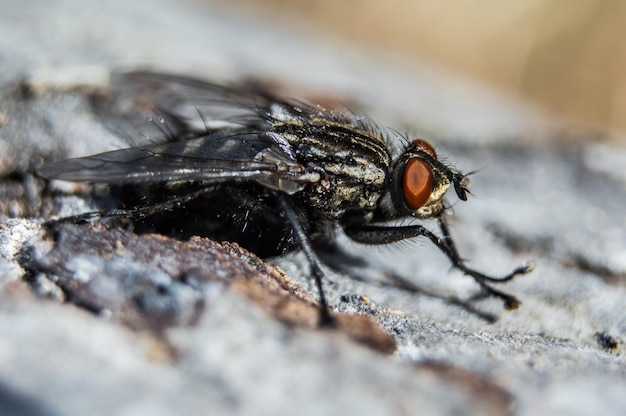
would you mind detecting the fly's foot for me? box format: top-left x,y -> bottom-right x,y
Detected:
458,261 -> 534,310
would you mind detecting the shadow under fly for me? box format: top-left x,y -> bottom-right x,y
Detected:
38,71 -> 533,326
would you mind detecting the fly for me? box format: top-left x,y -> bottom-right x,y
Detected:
38,71 -> 533,325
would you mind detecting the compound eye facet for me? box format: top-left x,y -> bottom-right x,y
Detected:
411,139 -> 436,158
402,158 -> 435,210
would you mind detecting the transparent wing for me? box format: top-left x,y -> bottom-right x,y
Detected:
113,71 -> 275,120
96,71 -> 279,144
38,130 -> 315,191
100,71 -> 366,143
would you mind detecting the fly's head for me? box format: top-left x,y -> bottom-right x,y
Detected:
390,139 -> 469,219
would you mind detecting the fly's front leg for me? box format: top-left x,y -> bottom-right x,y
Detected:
344,220 -> 532,310
434,216 -> 533,309
436,217 -> 533,281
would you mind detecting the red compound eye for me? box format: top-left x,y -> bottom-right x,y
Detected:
411,139 -> 436,157
402,158 -> 434,210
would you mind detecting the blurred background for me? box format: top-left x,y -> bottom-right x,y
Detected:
222,0 -> 626,134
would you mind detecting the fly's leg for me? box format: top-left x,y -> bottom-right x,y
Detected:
436,217 -> 533,282
433,216 -> 533,309
44,187 -> 216,231
276,192 -> 334,326
344,220 -> 533,310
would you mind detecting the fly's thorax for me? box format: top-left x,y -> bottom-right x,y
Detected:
389,139 -> 454,220
272,120 -> 391,217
